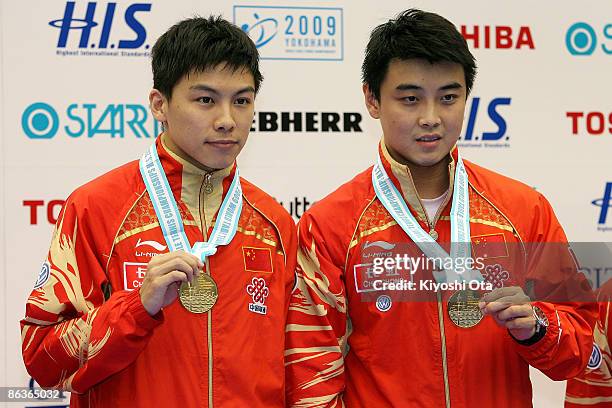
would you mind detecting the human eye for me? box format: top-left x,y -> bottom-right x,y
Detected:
402,95 -> 418,104
234,97 -> 252,105
441,94 -> 458,104
197,96 -> 214,104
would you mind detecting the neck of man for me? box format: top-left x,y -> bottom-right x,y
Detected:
386,146 -> 450,199
408,160 -> 450,199
162,132 -> 218,173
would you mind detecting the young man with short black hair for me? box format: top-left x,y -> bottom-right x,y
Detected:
21,16 -> 296,407
285,9 -> 596,407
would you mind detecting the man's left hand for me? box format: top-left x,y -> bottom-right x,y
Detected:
479,286 -> 536,341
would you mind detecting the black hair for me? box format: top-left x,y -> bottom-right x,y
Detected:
362,9 -> 476,100
152,16 -> 263,98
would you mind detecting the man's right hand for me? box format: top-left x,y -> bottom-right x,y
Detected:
139,250 -> 203,316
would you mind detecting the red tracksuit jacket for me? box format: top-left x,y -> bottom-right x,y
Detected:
286,143 -> 597,407
21,136 -> 297,407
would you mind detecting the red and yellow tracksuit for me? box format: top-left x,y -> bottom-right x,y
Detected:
21,135 -> 297,407
286,143 -> 597,408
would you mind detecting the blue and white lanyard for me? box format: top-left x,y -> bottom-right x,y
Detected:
372,152 -> 482,283
139,143 -> 242,261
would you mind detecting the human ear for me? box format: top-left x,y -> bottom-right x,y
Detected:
363,83 -> 380,119
149,89 -> 168,124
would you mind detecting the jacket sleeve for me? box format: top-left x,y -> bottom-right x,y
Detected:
285,212 -> 347,408
512,193 -> 598,380
564,284 -> 612,407
20,193 -> 163,393
283,217 -> 299,321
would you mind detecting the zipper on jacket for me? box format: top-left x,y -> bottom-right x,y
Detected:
203,172 -> 213,194
402,161 -> 452,406
198,173 -> 214,408
429,189 -> 452,233
404,165 -> 452,239
436,290 -> 451,408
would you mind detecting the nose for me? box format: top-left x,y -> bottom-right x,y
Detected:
418,102 -> 441,129
214,104 -> 236,133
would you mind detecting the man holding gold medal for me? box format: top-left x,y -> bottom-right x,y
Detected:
21,17 -> 296,407
285,9 -> 597,407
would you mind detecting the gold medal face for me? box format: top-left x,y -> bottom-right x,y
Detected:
179,273 -> 218,313
447,289 -> 483,328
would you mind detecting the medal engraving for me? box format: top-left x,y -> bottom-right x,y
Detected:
179,273 -> 218,313
448,289 -> 483,328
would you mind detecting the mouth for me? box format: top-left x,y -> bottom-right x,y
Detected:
416,134 -> 442,143
206,140 -> 238,148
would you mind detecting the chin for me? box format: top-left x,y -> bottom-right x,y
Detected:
412,156 -> 448,168
209,158 -> 234,170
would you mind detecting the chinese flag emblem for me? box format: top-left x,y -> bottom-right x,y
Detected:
472,233 -> 508,259
243,247 -> 273,273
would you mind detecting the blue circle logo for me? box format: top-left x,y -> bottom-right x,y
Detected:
34,262 -> 51,290
376,295 -> 392,312
587,344 -> 602,370
241,13 -> 278,48
566,23 -> 597,56
22,103 -> 59,139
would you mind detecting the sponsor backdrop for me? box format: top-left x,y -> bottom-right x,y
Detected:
1,0 -> 610,406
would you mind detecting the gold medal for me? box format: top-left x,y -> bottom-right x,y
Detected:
179,273 -> 218,313
447,289 -> 483,328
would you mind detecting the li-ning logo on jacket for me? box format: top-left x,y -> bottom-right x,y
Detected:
135,238 -> 167,258
136,239 -> 167,251
363,241 -> 396,250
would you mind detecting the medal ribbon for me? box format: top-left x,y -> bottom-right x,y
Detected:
372,151 -> 483,283
139,143 -> 242,261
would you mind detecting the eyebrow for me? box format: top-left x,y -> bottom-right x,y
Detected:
395,82 -> 464,91
189,84 -> 256,95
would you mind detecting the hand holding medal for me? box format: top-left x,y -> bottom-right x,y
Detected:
140,250 -> 204,316
139,143 -> 242,315
478,286 -> 536,341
